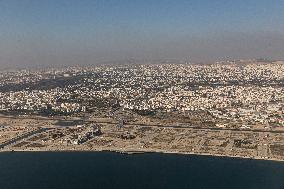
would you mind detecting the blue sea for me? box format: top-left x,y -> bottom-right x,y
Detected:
0,152 -> 284,189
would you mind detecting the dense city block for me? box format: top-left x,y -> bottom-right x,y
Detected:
0,60 -> 283,160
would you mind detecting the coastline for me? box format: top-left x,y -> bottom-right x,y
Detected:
1,148 -> 284,162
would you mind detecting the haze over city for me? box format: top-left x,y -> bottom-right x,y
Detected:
1,0 -> 284,69
1,2 -> 284,188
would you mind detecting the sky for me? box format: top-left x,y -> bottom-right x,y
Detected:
0,0 -> 284,69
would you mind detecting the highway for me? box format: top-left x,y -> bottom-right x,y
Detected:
0,128 -> 50,149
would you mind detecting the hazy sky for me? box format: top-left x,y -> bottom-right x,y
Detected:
1,0 -> 284,68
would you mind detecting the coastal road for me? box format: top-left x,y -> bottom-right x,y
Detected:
91,121 -> 284,134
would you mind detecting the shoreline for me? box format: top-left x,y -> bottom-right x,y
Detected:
1,148 -> 283,162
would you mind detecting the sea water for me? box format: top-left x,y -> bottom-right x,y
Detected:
0,152 -> 284,189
